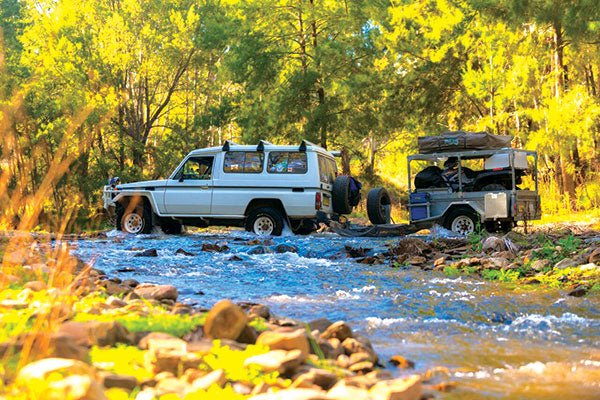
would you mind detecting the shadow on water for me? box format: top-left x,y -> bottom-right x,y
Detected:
73,229 -> 600,399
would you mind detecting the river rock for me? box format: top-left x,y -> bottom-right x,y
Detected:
588,247 -> 600,264
318,338 -> 343,360
275,244 -> 298,253
482,236 -> 507,253
292,368 -> 338,390
155,377 -> 188,397
134,249 -> 158,257
555,257 -> 577,270
138,332 -> 181,349
390,238 -> 430,256
190,369 -> 226,390
369,375 -> 422,400
24,280 -> 46,291
204,300 -> 247,340
342,337 -> 378,363
389,355 -> 415,369
101,373 -> 138,391
106,296 -> 128,308
249,388 -> 330,400
308,318 -> 333,333
248,245 -> 272,255
321,321 -> 353,342
201,243 -> 230,252
229,255 -> 244,261
481,257 -> 509,269
175,248 -> 196,256
530,259 -> 550,271
567,284 -> 589,297
349,361 -> 373,374
244,349 -> 304,373
256,329 -> 310,359
16,358 -> 104,400
58,321 -> 132,347
134,283 -> 178,301
328,381 -> 372,400
236,324 -> 259,344
249,304 -> 271,320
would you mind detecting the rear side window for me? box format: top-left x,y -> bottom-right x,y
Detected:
223,152 -> 264,173
318,155 -> 337,184
267,152 -> 308,174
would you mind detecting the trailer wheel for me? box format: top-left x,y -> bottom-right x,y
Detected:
443,206 -> 479,235
332,175 -> 352,215
367,187 -> 391,225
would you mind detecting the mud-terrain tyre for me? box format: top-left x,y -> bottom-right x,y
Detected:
119,201 -> 153,234
160,218 -> 183,235
443,206 -> 479,235
367,187 -> 391,225
481,183 -> 508,191
332,175 -> 352,215
246,207 -> 284,236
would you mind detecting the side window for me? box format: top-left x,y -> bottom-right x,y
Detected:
318,155 -> 337,184
223,152 -> 264,173
177,157 -> 213,180
267,152 -> 307,174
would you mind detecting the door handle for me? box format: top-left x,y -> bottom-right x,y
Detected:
200,186 -> 209,190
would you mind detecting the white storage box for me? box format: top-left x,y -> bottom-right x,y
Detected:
484,152 -> 528,170
485,192 -> 509,219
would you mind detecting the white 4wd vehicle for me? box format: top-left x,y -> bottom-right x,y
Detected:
103,140 -> 359,236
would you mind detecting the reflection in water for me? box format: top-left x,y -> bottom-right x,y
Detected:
75,229 -> 600,399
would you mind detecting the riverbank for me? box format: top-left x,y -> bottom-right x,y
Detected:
0,237 -> 432,400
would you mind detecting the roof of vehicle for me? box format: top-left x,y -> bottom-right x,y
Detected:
408,148 -> 537,161
187,140 -> 336,158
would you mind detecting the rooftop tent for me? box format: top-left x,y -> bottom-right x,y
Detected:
417,131 -> 513,154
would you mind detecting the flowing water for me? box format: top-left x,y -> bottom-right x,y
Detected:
73,229 -> 600,399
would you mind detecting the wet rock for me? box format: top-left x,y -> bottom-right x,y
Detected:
308,318 -> 333,334
122,279 -> 139,287
588,247 -> 600,264
555,258 -> 577,270
369,375 -> 422,400
248,245 -> 272,255
433,257 -> 446,267
134,283 -> 178,301
175,248 -> 196,256
138,332 -> 181,350
244,349 -> 304,374
357,255 -> 384,265
106,296 -> 127,308
228,255 -> 243,261
101,373 -> 138,391
389,355 -> 415,369
249,304 -> 271,320
317,338 -> 343,360
389,238 -> 430,256
349,352 -> 372,365
24,280 -> 46,291
201,243 -> 230,252
236,324 -> 259,344
321,321 -> 353,342
482,236 -> 507,253
116,267 -> 136,273
204,300 -> 247,340
342,337 -> 378,363
256,329 -> 310,360
275,244 -> 299,253
59,321 -> 132,347
134,249 -> 158,257
190,369 -> 226,390
481,257 -> 509,269
407,256 -> 427,265
345,246 -> 371,258
568,284 -> 589,297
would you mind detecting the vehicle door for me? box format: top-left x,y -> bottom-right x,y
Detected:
164,156 -> 214,215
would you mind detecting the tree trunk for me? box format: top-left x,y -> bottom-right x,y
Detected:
340,147 -> 351,175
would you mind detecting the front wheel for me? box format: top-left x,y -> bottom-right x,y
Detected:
245,207 -> 284,236
119,203 -> 153,234
443,207 -> 479,235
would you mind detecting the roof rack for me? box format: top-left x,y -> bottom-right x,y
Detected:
257,140 -> 272,152
299,140 -> 318,152
222,140 -> 237,151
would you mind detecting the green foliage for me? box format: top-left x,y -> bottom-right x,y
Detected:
531,234 -> 582,265
200,340 -> 283,386
443,265 -> 461,278
248,317 -> 268,333
467,227 -> 485,252
90,345 -> 151,382
481,269 -> 520,282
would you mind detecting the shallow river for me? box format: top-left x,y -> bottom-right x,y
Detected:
73,229 -> 600,399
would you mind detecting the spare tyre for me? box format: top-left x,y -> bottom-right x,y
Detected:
367,187 -> 391,225
332,175 -> 352,214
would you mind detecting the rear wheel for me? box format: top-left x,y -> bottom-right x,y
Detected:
246,207 -> 284,236
443,207 -> 479,235
119,202 -> 153,234
332,175 -> 352,215
366,187 -> 391,225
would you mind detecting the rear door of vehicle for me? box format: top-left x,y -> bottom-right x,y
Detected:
164,155 -> 214,215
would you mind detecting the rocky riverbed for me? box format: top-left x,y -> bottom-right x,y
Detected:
1,224 -> 599,399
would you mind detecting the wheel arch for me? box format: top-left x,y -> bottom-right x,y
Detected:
244,198 -> 287,217
440,202 -> 484,224
114,192 -> 159,221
